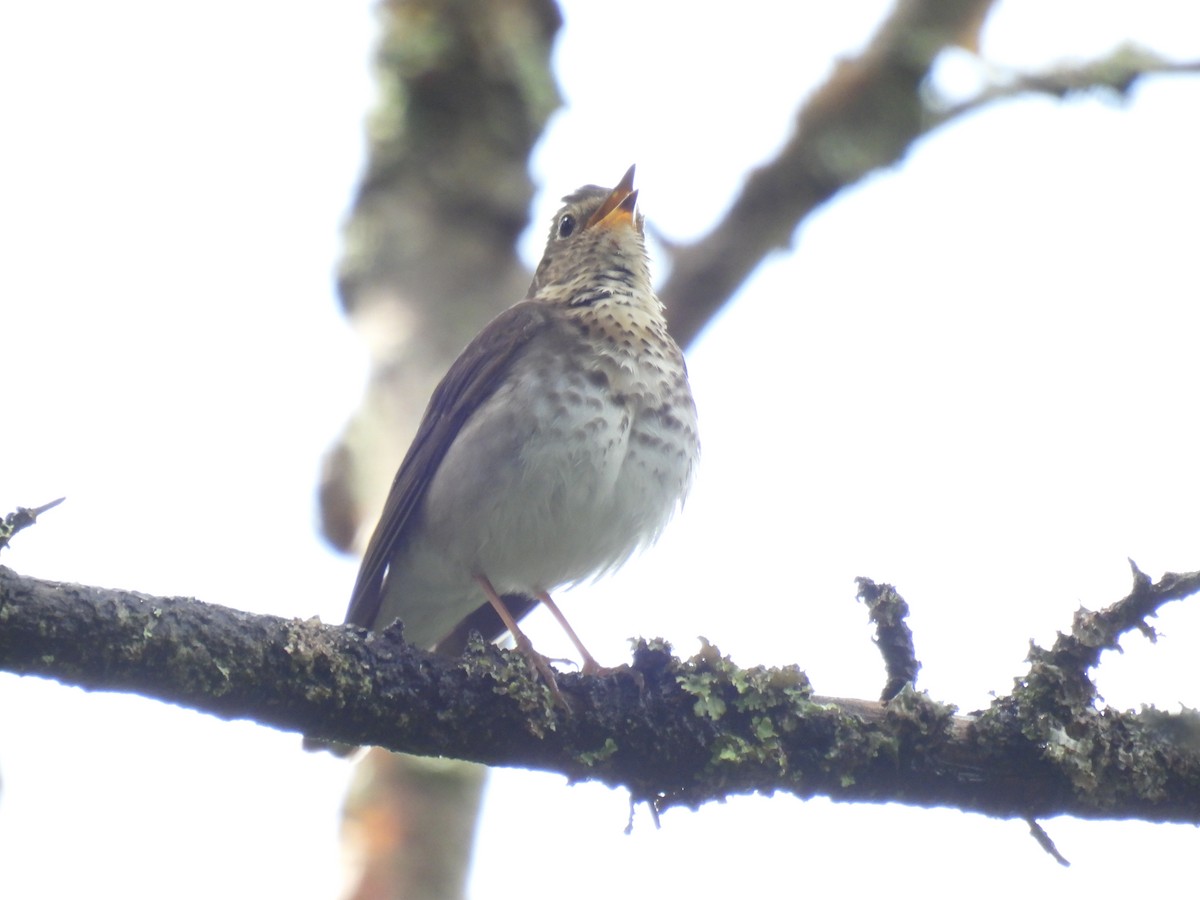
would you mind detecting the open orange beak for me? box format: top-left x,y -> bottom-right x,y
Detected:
586,164 -> 639,230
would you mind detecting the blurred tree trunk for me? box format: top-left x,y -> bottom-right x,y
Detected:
341,754 -> 488,900
318,1 -> 560,897
319,0 -> 561,555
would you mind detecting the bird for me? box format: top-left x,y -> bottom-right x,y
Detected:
307,165 -> 698,750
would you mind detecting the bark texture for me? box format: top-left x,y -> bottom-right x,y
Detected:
4,563 -> 1199,825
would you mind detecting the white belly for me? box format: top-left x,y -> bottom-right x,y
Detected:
376,348 -> 697,649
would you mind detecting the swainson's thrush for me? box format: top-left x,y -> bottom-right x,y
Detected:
311,166 -> 698,745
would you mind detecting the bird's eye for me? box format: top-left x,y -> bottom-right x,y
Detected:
556,214 -> 576,239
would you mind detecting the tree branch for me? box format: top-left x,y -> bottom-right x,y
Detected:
857,577 -> 920,701
928,44 -> 1200,129
659,5 -> 1199,348
3,562 -> 1200,822
0,498 -> 64,554
661,0 -> 1000,345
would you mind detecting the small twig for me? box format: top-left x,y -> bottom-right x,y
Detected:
1027,818 -> 1070,867
1017,563 -> 1200,715
928,44 -> 1200,128
0,497 -> 65,554
857,578 -> 920,701
1066,561 -> 1200,668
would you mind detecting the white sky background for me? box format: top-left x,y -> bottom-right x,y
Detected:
2,2 -> 1199,897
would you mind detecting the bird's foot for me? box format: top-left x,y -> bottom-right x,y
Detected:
510,633 -> 570,710
476,576 -> 573,710
535,591 -> 614,678
579,657 -> 619,677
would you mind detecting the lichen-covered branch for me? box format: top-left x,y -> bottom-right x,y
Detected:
0,498 -> 64,554
3,563 -> 1200,823
857,577 -> 920,701
979,562 -> 1200,818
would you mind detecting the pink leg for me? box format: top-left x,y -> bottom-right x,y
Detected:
536,591 -> 604,675
474,575 -> 567,706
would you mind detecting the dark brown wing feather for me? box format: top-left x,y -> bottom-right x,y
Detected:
343,302 -> 555,630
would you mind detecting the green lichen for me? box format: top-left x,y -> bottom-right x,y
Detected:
142,608 -> 161,641
461,635 -> 559,736
676,639 -> 817,777
678,668 -> 727,719
578,738 -> 619,767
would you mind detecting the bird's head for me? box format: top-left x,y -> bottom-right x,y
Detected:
527,165 -> 652,309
